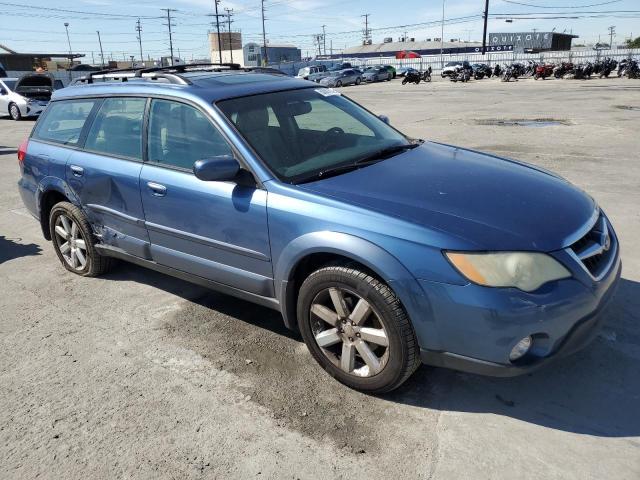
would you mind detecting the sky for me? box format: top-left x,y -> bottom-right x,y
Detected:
1,0 -> 638,62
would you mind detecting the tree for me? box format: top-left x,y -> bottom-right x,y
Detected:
626,37 -> 640,48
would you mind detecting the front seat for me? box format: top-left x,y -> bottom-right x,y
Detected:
235,107 -> 293,170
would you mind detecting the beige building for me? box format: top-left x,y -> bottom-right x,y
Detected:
209,31 -> 244,66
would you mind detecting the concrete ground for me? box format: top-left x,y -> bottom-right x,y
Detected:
0,75 -> 639,480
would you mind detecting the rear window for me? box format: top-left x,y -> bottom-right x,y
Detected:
32,99 -> 97,145
84,97 -> 146,160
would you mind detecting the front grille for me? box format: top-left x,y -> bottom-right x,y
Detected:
569,214 -> 615,279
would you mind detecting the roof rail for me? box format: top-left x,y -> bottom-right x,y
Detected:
75,67 -> 190,85
134,62 -> 242,77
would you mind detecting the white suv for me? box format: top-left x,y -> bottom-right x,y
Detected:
0,74 -> 55,120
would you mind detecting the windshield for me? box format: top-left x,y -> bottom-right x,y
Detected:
297,68 -> 310,76
2,80 -> 17,91
217,88 -> 411,184
445,62 -> 460,67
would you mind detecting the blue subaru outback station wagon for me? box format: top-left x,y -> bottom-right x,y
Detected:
17,64 -> 621,393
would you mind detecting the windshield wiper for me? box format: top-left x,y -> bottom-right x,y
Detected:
293,143 -> 419,184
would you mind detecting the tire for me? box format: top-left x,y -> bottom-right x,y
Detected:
9,103 -> 22,121
355,77 -> 361,85
402,78 -> 408,85
49,201 -> 113,277
387,74 -> 392,81
297,265 -> 420,393
335,80 -> 342,87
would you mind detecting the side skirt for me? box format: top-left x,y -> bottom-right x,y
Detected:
95,244 -> 281,312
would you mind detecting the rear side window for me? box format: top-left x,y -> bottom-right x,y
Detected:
84,97 -> 146,160
32,100 -> 97,145
147,99 -> 232,170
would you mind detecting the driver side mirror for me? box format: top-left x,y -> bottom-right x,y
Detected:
193,155 -> 240,182
378,114 -> 390,125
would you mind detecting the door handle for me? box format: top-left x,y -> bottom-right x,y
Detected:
70,165 -> 84,177
147,182 -> 167,197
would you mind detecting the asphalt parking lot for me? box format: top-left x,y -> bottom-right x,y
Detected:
1,76 -> 639,479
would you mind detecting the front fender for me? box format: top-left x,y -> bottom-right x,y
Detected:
274,231 -> 436,349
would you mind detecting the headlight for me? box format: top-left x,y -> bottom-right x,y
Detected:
445,251 -> 571,292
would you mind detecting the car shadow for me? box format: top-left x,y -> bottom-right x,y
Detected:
104,260 -> 640,438
0,235 -> 42,264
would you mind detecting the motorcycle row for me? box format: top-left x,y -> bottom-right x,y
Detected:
500,58 -> 640,82
400,57 -> 639,85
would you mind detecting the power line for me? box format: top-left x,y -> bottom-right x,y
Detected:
0,1 -> 162,19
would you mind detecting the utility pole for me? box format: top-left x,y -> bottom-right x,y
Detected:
96,30 -> 105,68
608,25 -> 616,49
261,0 -> 268,65
136,18 -> 144,66
322,25 -> 327,55
361,14 -> 370,45
440,0 -> 445,68
225,8 -> 234,63
213,0 -> 222,64
162,9 -> 176,65
64,22 -> 72,80
481,0 -> 489,54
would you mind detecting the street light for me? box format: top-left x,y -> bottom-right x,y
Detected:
440,0 -> 445,70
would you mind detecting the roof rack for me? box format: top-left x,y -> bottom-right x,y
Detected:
73,62 -> 284,86
134,62 -> 242,77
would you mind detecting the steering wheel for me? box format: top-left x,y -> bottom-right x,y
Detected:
315,127 -> 345,155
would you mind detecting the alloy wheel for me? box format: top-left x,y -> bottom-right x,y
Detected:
309,286 -> 389,377
54,214 -> 88,271
10,104 -> 21,120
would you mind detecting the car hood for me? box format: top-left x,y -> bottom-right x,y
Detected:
297,142 -> 596,251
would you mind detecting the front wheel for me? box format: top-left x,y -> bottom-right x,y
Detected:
402,78 -> 408,85
298,265 -> 420,393
9,103 -> 22,121
335,80 -> 342,87
355,77 -> 361,85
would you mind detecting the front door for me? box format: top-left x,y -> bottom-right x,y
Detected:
139,98 -> 273,297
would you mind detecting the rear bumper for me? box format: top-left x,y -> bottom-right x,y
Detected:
419,256 -> 621,376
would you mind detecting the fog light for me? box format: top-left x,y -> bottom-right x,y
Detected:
509,336 -> 532,361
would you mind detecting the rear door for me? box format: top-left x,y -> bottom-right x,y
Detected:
139,98 -> 272,296
66,97 -> 150,258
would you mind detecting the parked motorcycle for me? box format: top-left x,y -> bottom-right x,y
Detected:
501,64 -> 520,82
450,66 -> 471,83
534,64 -> 554,80
422,66 -> 432,82
553,62 -> 574,78
402,70 -> 422,84
618,59 -> 639,79
594,57 -> 617,78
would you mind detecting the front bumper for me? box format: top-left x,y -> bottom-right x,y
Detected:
23,101 -> 47,117
417,245 -> 621,377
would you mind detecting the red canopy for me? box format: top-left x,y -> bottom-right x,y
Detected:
396,50 -> 421,59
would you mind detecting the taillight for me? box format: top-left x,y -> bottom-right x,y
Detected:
17,138 -> 28,167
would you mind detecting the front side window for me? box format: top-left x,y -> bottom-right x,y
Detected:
147,99 -> 232,170
1,80 -> 17,91
218,88 -> 410,183
32,99 -> 97,145
84,97 -> 146,159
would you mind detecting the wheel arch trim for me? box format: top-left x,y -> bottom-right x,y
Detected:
274,231 -> 432,345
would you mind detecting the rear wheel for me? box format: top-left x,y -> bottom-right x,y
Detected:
355,77 -> 361,85
49,202 -> 112,277
9,103 -> 22,121
298,265 -> 420,393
